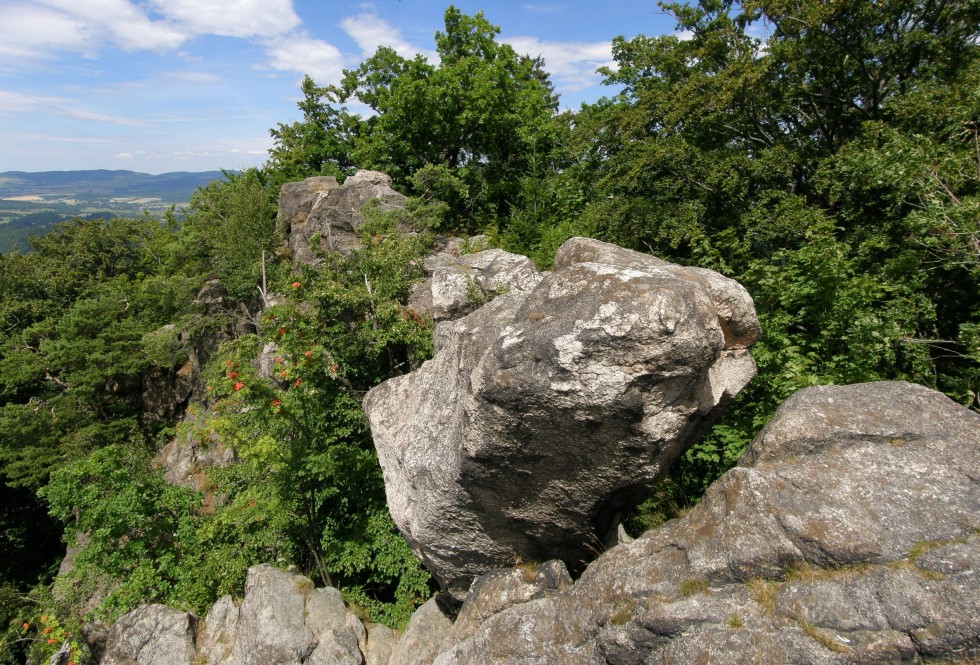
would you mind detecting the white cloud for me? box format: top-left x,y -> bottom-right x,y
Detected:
1,0 -> 336,82
521,4 -> 561,14
36,0 -> 188,51
0,89 -> 144,125
0,90 -> 67,113
64,109 -> 146,126
262,34 -> 346,84
340,11 -> 425,60
0,4 -> 92,62
149,0 -> 301,39
504,36 -> 614,93
161,71 -> 225,85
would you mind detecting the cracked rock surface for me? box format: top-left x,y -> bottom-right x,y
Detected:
433,381 -> 980,664
363,237 -> 760,600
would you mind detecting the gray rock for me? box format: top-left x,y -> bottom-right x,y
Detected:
305,588 -> 364,665
224,564 -> 316,664
363,624 -> 398,665
192,565 -> 368,665
389,598 -> 453,665
430,381 -> 980,663
288,171 -> 407,267
277,176 -> 340,239
196,595 -> 239,664
448,561 -> 572,645
363,237 -> 760,600
154,407 -> 236,499
408,240 -> 530,322
99,604 -> 196,665
429,248 -> 542,322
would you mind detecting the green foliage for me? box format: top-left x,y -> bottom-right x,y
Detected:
33,218 -> 435,630
184,168 -> 279,301
3,0 -> 979,642
531,0 -> 980,513
267,75 -> 357,185
264,6 -> 569,240
190,225 -> 435,626
0,587 -> 90,665
0,217 -> 193,492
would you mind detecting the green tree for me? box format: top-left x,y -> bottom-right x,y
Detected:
267,75 -> 357,185
340,7 -> 560,230
542,0 -> 979,503
184,169 -> 279,301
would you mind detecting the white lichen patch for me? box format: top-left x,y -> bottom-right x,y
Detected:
554,333 -> 584,367
500,325 -> 525,350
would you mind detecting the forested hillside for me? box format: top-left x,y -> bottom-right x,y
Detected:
2,2 -> 977,663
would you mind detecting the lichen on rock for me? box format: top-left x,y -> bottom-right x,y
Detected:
364,237 -> 761,600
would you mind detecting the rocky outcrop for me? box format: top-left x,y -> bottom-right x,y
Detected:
430,381 -> 980,663
281,171 -> 407,267
277,176 -> 340,240
153,407 -> 236,497
100,381 -> 980,664
101,564 -> 380,665
363,237 -> 760,600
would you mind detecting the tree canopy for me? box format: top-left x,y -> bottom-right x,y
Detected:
2,3 -> 978,662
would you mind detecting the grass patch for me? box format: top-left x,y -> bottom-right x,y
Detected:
745,578 -> 780,617
797,618 -> 848,653
609,599 -> 638,626
677,577 -> 709,598
728,614 -> 743,629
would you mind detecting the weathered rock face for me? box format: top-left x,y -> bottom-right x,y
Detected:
407,244 -> 542,323
198,564 -> 365,665
100,604 -> 197,665
277,176 -> 340,239
282,171 -> 407,267
434,381 -> 980,664
99,381 -> 980,664
102,565 -> 373,665
363,237 -> 760,600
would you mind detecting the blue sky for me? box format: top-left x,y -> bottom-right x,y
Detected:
0,1 -> 682,174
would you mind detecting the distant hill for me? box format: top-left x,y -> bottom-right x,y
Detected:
0,169 -> 226,200
0,169 -> 228,253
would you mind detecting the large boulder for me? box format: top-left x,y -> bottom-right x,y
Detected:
363,237 -> 760,600
99,605 -> 197,665
432,381 -> 980,663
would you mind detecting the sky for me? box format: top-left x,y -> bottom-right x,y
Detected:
0,1 -> 683,174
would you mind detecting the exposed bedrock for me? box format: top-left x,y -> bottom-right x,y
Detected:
435,381 -> 980,664
279,171 -> 407,268
363,237 -> 761,600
